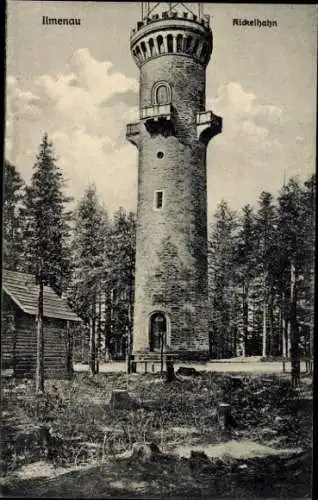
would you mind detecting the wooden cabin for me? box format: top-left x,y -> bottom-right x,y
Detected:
2,270 -> 82,378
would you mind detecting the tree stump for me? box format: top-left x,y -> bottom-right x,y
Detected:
176,366 -> 198,377
109,390 -> 139,410
229,376 -> 244,389
217,403 -> 233,430
131,442 -> 161,463
189,450 -> 211,471
166,360 -> 175,382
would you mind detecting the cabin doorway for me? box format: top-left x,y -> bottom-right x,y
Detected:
149,312 -> 167,352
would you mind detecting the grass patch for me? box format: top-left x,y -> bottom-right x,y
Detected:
1,370 -> 313,496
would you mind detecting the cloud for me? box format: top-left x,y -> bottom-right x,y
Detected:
69,48 -> 138,102
6,48 -> 139,214
5,67 -> 312,220
208,82 -> 282,145
206,82 -> 287,217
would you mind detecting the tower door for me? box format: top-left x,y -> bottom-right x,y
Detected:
149,312 -> 167,352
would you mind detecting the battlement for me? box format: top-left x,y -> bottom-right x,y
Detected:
130,13 -> 212,68
131,10 -> 210,37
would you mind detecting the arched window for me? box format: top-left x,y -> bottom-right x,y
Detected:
192,38 -> 200,57
157,35 -> 164,54
200,43 -> 208,62
167,34 -> 173,53
185,36 -> 193,53
140,41 -> 147,60
176,34 -> 183,52
148,38 -> 155,56
156,86 -> 169,104
135,45 -> 142,62
152,81 -> 172,105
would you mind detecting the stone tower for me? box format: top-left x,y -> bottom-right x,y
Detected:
126,3 -> 222,360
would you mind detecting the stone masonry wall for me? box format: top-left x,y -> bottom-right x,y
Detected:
132,52 -> 210,354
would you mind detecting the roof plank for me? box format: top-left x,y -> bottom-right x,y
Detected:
2,270 -> 82,322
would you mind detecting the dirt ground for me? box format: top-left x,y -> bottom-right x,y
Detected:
73,359 -> 307,374
1,367 -> 313,498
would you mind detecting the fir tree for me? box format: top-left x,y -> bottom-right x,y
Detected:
277,177 -> 306,386
255,192 -> 278,357
110,207 -> 136,370
69,184 -> 110,374
22,133 -> 72,294
21,133 -> 72,391
208,201 -> 239,358
234,205 -> 258,356
3,160 -> 25,270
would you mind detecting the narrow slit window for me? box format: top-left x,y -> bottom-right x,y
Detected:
154,190 -> 164,210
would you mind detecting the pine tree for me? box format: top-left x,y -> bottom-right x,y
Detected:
21,133 -> 72,392
298,174 -> 315,373
110,208 -> 136,371
255,192 -> 278,357
3,160 -> 25,270
69,184 -> 110,375
22,134 -> 72,294
277,177 -> 307,386
208,201 -> 239,358
234,205 -> 258,356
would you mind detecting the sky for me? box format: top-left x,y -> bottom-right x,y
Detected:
5,1 -> 317,221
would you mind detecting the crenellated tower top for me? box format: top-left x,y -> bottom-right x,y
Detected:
130,3 -> 213,68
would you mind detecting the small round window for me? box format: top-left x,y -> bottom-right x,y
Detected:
157,151 -> 164,159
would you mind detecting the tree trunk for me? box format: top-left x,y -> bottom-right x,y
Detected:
81,330 -> 85,362
95,292 -> 101,375
105,288 -> 112,361
308,323 -> 314,374
290,262 -> 300,387
233,326 -> 237,358
262,301 -> 267,358
268,290 -> 274,356
281,292 -> 287,358
126,285 -> 133,374
36,279 -> 44,393
89,317 -> 96,375
242,282 -> 248,356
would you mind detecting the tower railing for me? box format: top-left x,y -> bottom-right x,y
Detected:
131,10 -> 210,37
196,110 -> 213,125
140,103 -> 171,120
126,122 -> 140,136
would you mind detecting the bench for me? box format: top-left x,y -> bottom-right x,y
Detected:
130,353 -> 177,374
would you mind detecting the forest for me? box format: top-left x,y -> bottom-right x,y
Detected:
3,133 -> 316,371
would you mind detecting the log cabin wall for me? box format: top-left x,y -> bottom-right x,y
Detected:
1,294 -> 17,368
2,295 -> 70,378
14,311 -> 69,379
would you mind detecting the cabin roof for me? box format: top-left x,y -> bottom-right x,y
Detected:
2,270 -> 82,322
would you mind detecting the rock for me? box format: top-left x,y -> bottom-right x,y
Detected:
189,450 -> 211,471
176,366 -> 198,377
131,442 -> 161,463
109,390 -> 140,410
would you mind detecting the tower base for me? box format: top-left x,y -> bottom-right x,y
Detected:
132,349 -> 210,363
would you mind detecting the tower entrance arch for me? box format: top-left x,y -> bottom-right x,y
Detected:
149,312 -> 167,352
